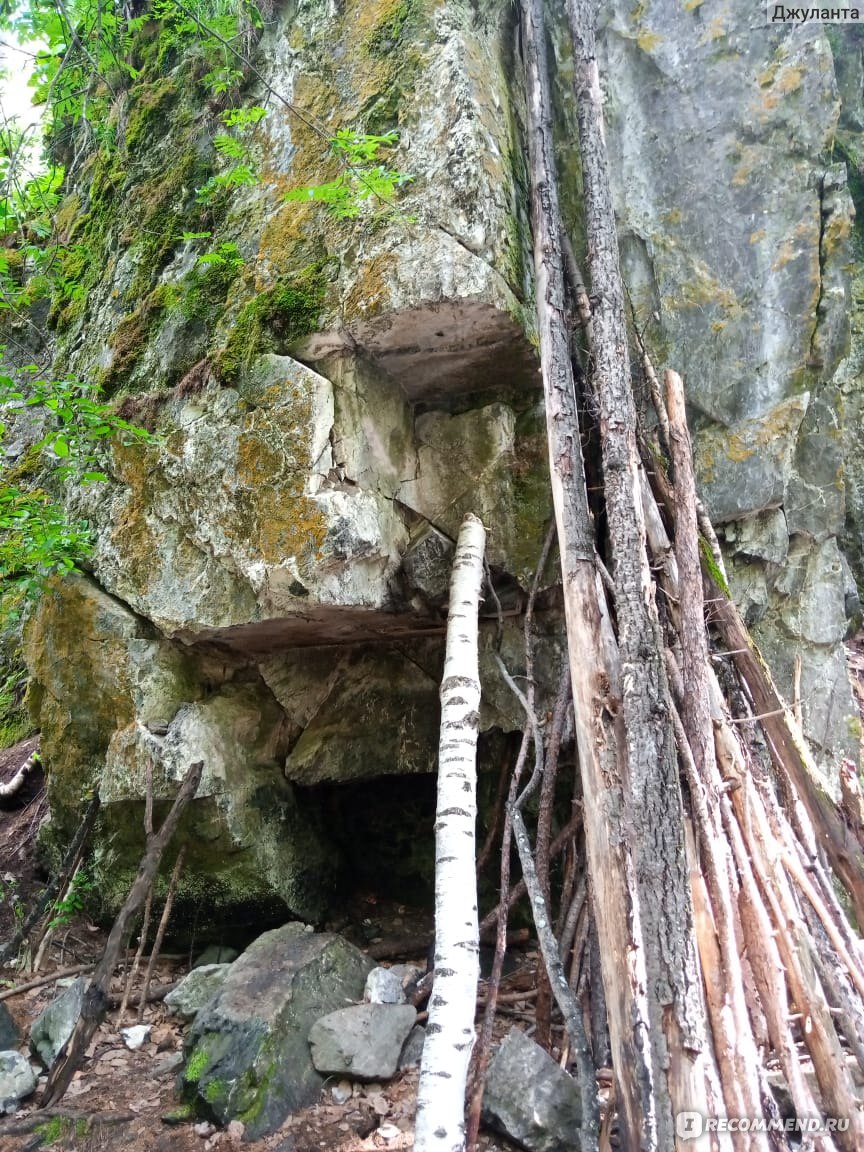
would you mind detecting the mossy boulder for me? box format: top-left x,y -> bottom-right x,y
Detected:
25,576 -> 338,924
72,353 -> 410,638
181,924 -> 372,1137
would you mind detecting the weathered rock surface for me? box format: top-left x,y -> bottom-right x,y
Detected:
0,1051 -> 36,1114
164,965 -> 232,1022
15,0 -> 864,934
364,963 -> 425,1007
308,1003 -> 417,1080
364,967 -> 405,1006
482,1028 -> 581,1152
181,924 -> 372,1138
30,977 -> 86,1069
588,3 -> 862,771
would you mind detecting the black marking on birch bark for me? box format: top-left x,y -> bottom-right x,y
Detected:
436,967 -> 456,977
426,1022 -> 443,1035
441,676 -> 476,691
439,807 -> 471,818
431,1070 -> 452,1079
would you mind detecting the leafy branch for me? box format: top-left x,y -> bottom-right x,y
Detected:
0,365 -> 152,607
284,130 -> 414,220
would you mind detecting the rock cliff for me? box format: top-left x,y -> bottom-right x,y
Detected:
5,0 -> 863,925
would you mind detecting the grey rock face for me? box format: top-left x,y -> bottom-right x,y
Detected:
308,1003 -> 417,1080
0,1051 -> 36,1114
398,1024 -> 426,1071
30,977 -> 87,1068
164,965 -> 232,1021
364,968 -> 405,1006
482,1028 -> 582,1152
0,1004 -> 20,1051
181,924 -> 372,1139
589,3 -> 862,771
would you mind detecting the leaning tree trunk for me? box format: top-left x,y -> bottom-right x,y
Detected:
564,1 -> 726,1144
415,513 -> 486,1152
520,1 -> 668,1145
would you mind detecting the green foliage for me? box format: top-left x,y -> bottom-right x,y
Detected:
0,663 -> 31,748
195,241 -> 243,271
0,365 -> 151,607
284,130 -> 413,219
0,874 -> 25,932
197,106 -> 268,205
48,867 -> 94,930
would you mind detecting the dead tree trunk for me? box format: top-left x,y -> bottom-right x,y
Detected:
564,2 -> 722,1144
520,1 -> 653,1144
42,761 -> 202,1105
518,3 -> 864,1149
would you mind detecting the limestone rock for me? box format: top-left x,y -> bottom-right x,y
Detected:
601,11 -> 842,425
723,510 -> 789,569
27,577 -> 339,923
181,924 -> 372,1139
694,396 -> 809,525
308,1004 -> 417,1081
75,355 -> 408,639
30,977 -> 86,1069
282,649 -> 439,785
0,1051 -> 36,1114
364,968 -> 405,1006
482,1028 -> 581,1152
396,402 -> 550,586
164,965 -> 232,1021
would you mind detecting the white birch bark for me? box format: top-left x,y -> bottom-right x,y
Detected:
414,512 -> 485,1152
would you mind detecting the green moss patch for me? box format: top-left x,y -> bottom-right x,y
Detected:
212,264 -> 328,384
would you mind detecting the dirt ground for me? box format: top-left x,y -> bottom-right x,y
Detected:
0,741 -> 525,1152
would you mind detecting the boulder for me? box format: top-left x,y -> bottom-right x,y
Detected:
164,965 -> 232,1021
30,977 -> 86,1069
364,967 -> 405,1005
181,924 -> 372,1138
482,1028 -> 582,1152
0,1051 -> 36,1114
363,962 -> 425,1009
309,1004 -> 417,1080
398,1025 -> 426,1071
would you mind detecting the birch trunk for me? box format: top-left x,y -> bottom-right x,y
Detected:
415,513 -> 485,1152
